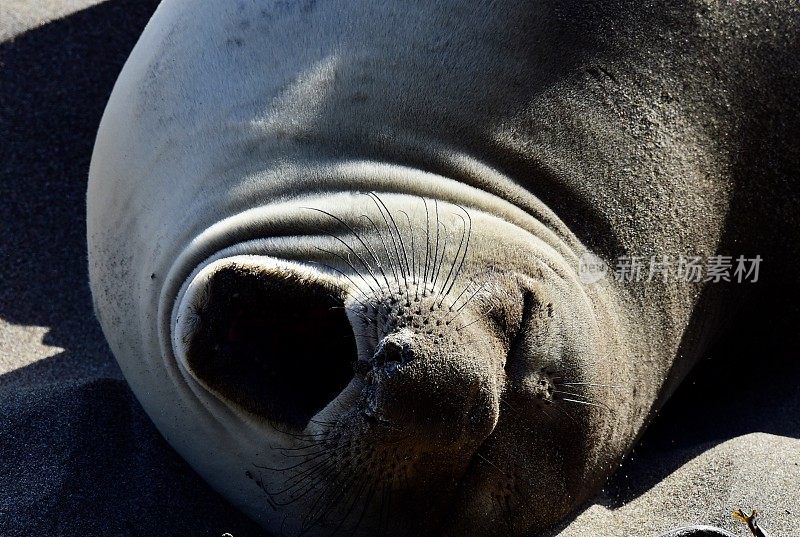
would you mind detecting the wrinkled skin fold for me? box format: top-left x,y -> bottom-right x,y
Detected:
169,195 -> 629,534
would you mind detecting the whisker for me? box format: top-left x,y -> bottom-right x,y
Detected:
421,197 -> 432,295
312,256 -> 376,321
303,207 -> 384,293
455,318 -> 481,332
267,456 -> 339,501
398,210 -> 418,302
308,256 -> 372,313
455,306 -> 493,332
359,214 -> 398,293
550,403 -> 581,428
437,212 -> 467,308
430,222 -> 449,294
430,199 -> 441,292
440,207 -> 472,303
553,390 -> 588,398
329,473 -> 371,536
347,310 -> 374,325
300,463 -> 355,533
276,442 -> 329,452
365,192 -> 407,291
311,466 -> 365,534
269,425 -> 332,441
254,449 -> 332,473
475,451 -> 510,479
553,390 -> 613,411
345,478 -> 377,537
448,280 -> 475,312
558,397 -> 607,411
561,382 -> 623,390
313,238 -> 378,298
307,419 -> 343,430
279,447 -> 340,459
368,192 -> 411,291
447,282 -> 488,323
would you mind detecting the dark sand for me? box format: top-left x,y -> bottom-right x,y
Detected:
1,2 -> 798,536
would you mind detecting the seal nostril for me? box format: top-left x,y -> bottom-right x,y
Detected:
373,335 -> 416,367
388,340 -> 411,364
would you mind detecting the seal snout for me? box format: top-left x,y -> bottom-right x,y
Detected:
361,329 -> 419,422
358,325 -> 500,450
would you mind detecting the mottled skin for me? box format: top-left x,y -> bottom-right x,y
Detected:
87,0 -> 799,535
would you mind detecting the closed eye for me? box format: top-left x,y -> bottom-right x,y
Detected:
504,287 -> 540,379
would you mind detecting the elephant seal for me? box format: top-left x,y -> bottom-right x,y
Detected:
87,0 -> 800,535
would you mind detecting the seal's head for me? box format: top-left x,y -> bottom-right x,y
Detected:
172,195 -> 630,536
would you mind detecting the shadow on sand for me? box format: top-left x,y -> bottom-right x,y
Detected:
0,2 -> 266,535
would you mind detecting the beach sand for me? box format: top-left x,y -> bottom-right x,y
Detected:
1,2 -> 797,535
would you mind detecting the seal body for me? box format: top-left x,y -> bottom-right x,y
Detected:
87,1 -> 800,535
